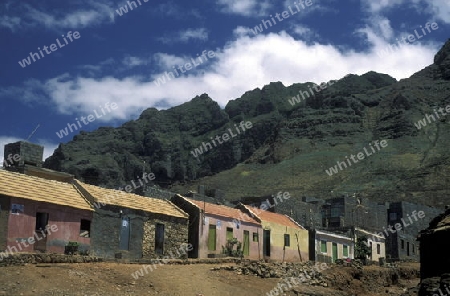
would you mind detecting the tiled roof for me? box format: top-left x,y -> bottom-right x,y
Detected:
186,198 -> 259,225
76,181 -> 188,219
245,205 -> 304,229
0,169 -> 92,211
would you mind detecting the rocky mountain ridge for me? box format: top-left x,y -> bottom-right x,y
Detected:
44,39 -> 450,207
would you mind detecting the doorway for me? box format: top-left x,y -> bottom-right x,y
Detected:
332,243 -> 338,263
34,212 -> 49,252
119,217 -> 130,250
263,230 -> 271,257
155,223 -> 165,255
243,230 -> 250,256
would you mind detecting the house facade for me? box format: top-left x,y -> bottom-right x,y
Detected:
74,181 -> 189,260
171,194 -> 262,260
355,227 -> 386,263
0,170 -> 94,255
309,229 -> 354,263
237,204 -> 309,262
386,201 -> 441,261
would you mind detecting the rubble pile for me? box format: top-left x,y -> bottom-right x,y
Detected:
211,260 -> 330,287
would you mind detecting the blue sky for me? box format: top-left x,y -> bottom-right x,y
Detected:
0,0 -> 449,161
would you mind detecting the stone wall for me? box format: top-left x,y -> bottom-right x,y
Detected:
0,253 -> 101,267
142,214 -> 188,259
90,206 -> 145,260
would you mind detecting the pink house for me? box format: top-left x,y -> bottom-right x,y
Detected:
0,170 -> 93,255
171,194 -> 263,260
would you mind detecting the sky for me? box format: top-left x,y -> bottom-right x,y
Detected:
0,0 -> 449,162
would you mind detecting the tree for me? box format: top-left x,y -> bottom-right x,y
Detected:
355,235 -> 372,260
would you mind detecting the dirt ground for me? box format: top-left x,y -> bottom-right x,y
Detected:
0,262 -> 420,296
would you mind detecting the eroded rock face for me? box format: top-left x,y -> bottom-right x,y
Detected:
434,38 -> 450,80
44,41 -> 450,206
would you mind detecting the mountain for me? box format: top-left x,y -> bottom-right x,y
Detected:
44,39 -> 450,207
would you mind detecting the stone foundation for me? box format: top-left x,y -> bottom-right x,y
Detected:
0,253 -> 101,267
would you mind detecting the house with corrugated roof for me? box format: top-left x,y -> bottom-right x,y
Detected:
74,180 -> 189,260
0,169 -> 94,255
236,203 -> 309,262
171,194 -> 262,260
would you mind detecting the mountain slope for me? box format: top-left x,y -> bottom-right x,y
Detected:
44,39 -> 450,207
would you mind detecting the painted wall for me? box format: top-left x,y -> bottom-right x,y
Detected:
6,197 -> 92,254
367,237 -> 386,262
313,232 -> 354,263
197,213 -> 262,260
261,221 -> 308,262
0,195 -> 11,251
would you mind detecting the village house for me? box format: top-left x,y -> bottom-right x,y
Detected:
236,203 -> 309,262
386,201 -> 441,261
309,229 -> 354,263
417,207 -> 449,295
0,169 -> 94,255
74,181 -> 189,260
171,194 -> 262,260
354,227 -> 386,263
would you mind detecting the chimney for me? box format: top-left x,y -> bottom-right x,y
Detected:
3,141 -> 44,171
3,141 -> 73,183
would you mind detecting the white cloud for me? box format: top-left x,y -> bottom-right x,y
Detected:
0,136 -> 58,164
158,28 -> 209,44
427,0 -> 450,24
290,24 -> 319,40
5,30 -> 439,124
122,56 -> 149,67
153,53 -> 187,70
0,2 -> 115,31
362,0 -> 450,24
217,0 -> 271,16
361,0 -> 405,14
0,15 -> 20,31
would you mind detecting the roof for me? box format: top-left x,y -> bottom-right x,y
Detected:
183,197 -> 259,225
355,227 -> 385,240
244,205 -> 305,229
0,169 -> 92,211
76,181 -> 188,219
315,229 -> 353,241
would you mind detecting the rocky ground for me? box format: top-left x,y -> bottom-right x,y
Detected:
0,260 -> 420,296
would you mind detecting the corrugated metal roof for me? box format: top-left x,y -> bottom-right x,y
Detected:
77,181 -> 188,218
245,205 -> 304,229
0,169 -> 92,211
184,197 -> 259,225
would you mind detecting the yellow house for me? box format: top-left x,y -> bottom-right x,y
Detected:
237,204 -> 308,262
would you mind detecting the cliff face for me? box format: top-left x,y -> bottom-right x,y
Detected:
44,40 -> 450,207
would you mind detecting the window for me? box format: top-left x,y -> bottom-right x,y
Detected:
284,234 -> 290,247
80,219 -> 91,237
343,245 -> 349,257
35,212 -> 49,231
412,244 -> 415,254
226,227 -> 233,241
401,239 -> 405,250
377,244 -> 381,255
253,232 -> 258,242
320,240 -> 327,253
